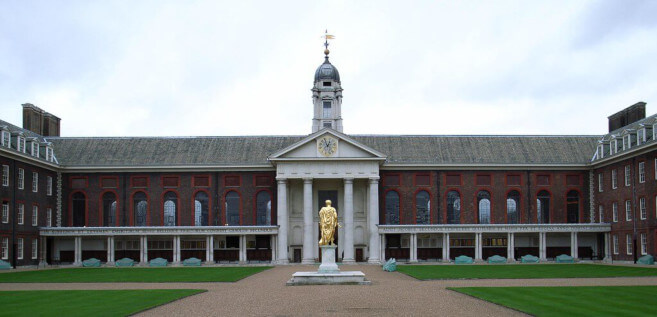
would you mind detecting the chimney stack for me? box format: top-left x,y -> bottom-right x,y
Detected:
22,103 -> 61,137
607,102 -> 646,132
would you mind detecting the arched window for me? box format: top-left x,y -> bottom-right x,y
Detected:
384,191 -> 400,224
102,192 -> 116,227
415,191 -> 430,224
256,191 -> 272,226
446,191 -> 461,224
194,191 -> 209,226
566,190 -> 579,223
72,192 -> 86,227
163,191 -> 177,226
225,191 -> 240,226
537,190 -> 550,224
133,191 -> 147,226
477,191 -> 491,224
506,190 -> 520,224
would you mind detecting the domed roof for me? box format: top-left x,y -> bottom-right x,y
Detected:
314,57 -> 340,83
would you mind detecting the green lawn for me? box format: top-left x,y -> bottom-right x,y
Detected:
449,286 -> 657,317
397,264 -> 657,280
0,266 -> 271,283
0,289 -> 205,317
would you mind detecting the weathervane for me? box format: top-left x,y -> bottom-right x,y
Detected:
322,29 -> 335,57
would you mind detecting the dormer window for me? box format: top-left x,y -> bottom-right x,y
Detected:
612,139 -> 618,154
654,124 -> 657,141
637,129 -> 645,145
16,136 -> 25,153
322,101 -> 331,118
30,140 -> 39,157
623,135 -> 631,150
45,146 -> 54,162
597,144 -> 604,159
322,81 -> 331,87
0,130 -> 9,148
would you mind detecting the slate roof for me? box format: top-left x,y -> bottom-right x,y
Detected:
0,119 -> 51,143
45,134 -> 600,167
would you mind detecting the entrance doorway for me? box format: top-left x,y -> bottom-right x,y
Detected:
318,190 -> 338,261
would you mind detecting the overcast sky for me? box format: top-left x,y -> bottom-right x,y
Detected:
1,0 -> 656,137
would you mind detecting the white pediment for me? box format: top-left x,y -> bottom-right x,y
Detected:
268,128 -> 386,162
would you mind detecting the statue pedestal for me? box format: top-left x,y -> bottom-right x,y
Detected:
287,245 -> 370,286
318,245 -> 339,273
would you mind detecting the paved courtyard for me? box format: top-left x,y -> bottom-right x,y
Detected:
3,265 -> 657,316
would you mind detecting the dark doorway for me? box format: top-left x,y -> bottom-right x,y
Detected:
318,190 -> 338,261
72,192 -> 86,227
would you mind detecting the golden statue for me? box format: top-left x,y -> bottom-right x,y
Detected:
319,200 -> 340,246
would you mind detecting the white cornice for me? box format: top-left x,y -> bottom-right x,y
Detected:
378,223 -> 611,234
40,225 -> 279,236
0,147 -> 59,171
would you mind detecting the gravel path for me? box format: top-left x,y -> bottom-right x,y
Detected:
3,265 -> 657,316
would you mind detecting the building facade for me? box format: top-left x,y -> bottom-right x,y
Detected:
1,51 -> 656,268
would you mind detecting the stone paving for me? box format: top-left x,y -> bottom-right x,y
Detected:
3,265 -> 657,316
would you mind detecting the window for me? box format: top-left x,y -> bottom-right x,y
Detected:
612,202 -> 618,222
46,208 -> 52,227
1,237 -> 7,260
537,190 -> 550,224
17,136 -> 25,153
415,191 -> 430,224
322,101 -> 331,118
133,192 -> 147,226
641,233 -> 647,255
639,198 -> 646,220
194,191 -> 209,226
72,192 -> 86,227
255,191 -> 272,226
506,190 -> 520,224
598,205 -> 604,223
46,176 -> 52,196
613,235 -> 619,254
623,135 -> 631,150
225,191 -> 240,225
625,200 -> 632,221
638,162 -> 645,183
32,205 -> 38,226
2,202 -> 8,223
18,168 -> 24,189
597,145 -> 604,159
612,139 -> 618,154
163,191 -> 177,226
1,131 -> 9,147
322,121 -> 332,128
626,234 -> 633,255
32,172 -> 38,192
31,142 -> 39,157
598,173 -> 603,192
446,191 -> 461,224
611,169 -> 617,189
566,191 -> 579,223
2,165 -> 8,186
46,147 -> 54,162
102,192 -> 117,227
322,81 -> 331,87
625,165 -> 631,186
477,191 -> 491,224
18,203 -> 24,225
17,238 -> 23,259
655,158 -> 657,180
384,191 -> 400,225
31,239 -> 37,259
638,129 -> 645,145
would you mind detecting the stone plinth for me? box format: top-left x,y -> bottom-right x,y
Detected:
318,245 -> 339,273
287,245 -> 370,286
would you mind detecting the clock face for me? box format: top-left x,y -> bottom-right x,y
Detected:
317,136 -> 338,157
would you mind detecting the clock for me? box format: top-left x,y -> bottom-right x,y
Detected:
317,136 -> 338,157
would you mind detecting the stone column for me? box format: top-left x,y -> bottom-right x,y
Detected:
379,234 -> 386,263
39,236 -> 48,266
173,235 -> 181,264
205,235 -> 214,264
475,233 -> 483,262
368,177 -> 380,264
571,232 -> 579,259
539,232 -> 547,261
343,177 -> 355,264
507,232 -> 515,262
73,236 -> 82,265
238,235 -> 246,263
106,236 -> 115,265
603,232 -> 611,262
410,233 -> 418,263
271,235 -> 277,264
302,178 -> 314,264
140,236 -> 149,265
276,178 -> 289,264
442,233 -> 450,262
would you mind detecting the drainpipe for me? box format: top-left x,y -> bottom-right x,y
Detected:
631,158 -> 638,264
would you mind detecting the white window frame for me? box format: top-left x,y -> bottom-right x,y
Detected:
18,203 -> 24,225
32,172 -> 38,192
597,144 -> 604,159
612,169 -> 617,189
18,168 -> 24,190
612,202 -> 618,222
598,205 -> 604,223
641,233 -> 647,256
46,147 -> 54,162
638,162 -> 645,183
2,202 -> 8,223
623,135 -> 631,150
1,237 -> 7,259
46,208 -> 52,227
640,197 -> 646,220
612,139 -> 618,154
624,165 -> 631,187
17,136 -> 25,153
1,131 -> 9,148
2,165 -> 8,186
625,200 -> 632,221
654,158 -> 657,180
613,235 -> 619,255
47,176 -> 52,196
31,239 -> 38,259
598,173 -> 603,192
17,238 -> 23,259
31,141 -> 39,157
626,234 -> 633,255
637,129 -> 645,145
32,205 -> 38,226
